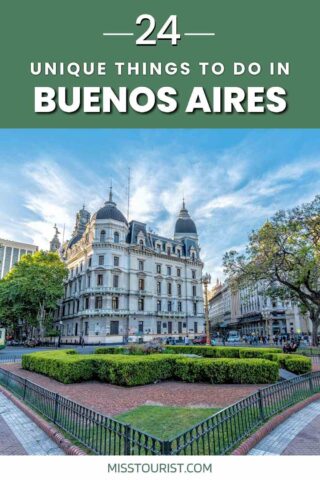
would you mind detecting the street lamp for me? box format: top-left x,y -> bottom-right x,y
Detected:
58,320 -> 63,348
202,273 -> 211,345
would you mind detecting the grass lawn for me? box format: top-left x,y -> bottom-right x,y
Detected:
116,405 -> 220,440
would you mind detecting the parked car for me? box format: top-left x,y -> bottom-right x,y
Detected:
192,336 -> 207,345
165,337 -> 177,345
227,331 -> 241,343
24,339 -> 40,348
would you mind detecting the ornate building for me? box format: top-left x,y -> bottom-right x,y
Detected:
53,190 -> 204,343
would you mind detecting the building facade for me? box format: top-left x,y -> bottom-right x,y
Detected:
209,280 -> 311,336
0,238 -> 38,279
54,191 -> 205,343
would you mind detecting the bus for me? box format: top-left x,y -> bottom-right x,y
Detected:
0,328 -> 5,350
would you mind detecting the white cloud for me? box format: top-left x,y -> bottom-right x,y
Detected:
1,140 -> 319,284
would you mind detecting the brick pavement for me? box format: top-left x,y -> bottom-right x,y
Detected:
1,363 -> 261,416
248,400 -> 320,455
0,414 -> 27,455
0,392 -> 64,455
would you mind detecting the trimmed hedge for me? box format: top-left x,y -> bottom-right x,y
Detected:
174,358 -> 279,384
166,345 -> 282,358
22,350 -> 279,386
95,347 -> 126,355
95,355 -> 178,386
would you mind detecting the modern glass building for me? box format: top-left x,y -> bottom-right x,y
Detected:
0,238 -> 38,279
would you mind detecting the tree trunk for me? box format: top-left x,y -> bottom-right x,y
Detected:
311,313 -> 320,347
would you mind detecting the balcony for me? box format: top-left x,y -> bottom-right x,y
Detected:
83,286 -> 127,294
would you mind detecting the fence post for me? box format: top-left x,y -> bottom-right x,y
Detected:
124,424 -> 131,455
23,379 -> 27,400
258,389 -> 265,421
309,374 -> 314,393
53,393 -> 59,424
162,440 -> 172,455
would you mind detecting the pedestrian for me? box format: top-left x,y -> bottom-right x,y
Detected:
184,335 -> 190,346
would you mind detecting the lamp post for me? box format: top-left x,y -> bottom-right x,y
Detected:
202,273 -> 211,345
58,320 -> 63,348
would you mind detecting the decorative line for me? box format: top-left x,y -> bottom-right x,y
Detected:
102,33 -> 134,36
184,33 -> 216,36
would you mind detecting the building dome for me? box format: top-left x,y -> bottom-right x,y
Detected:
94,188 -> 128,225
174,200 -> 197,236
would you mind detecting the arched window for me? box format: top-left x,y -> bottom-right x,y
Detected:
114,231 -> 119,243
139,239 -> 144,247
100,230 -> 106,242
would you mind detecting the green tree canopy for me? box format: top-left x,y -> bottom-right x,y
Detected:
223,196 -> 320,345
0,250 -> 68,338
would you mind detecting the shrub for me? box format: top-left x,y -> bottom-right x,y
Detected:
166,345 -> 281,358
276,354 -> 312,374
174,358 -> 279,384
22,351 -> 96,383
95,354 -> 178,386
94,347 -> 126,355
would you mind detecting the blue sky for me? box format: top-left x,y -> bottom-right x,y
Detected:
0,129 -> 320,280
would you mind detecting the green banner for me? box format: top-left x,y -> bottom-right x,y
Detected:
1,0 -> 319,128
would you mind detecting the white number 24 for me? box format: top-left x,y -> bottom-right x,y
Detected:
136,14 -> 181,46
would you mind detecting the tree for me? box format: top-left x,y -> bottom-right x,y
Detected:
223,196 -> 320,346
0,251 -> 68,339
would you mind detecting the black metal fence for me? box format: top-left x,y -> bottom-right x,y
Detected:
0,366 -> 319,455
0,354 -> 22,364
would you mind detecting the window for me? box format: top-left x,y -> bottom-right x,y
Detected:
113,275 -> 119,288
194,321 -> 198,333
177,267 -> 181,277
80,262 -> 83,272
193,302 -> 197,315
84,322 -> 89,336
138,260 -> 144,271
157,300 -> 161,312
98,255 -> 104,266
97,274 -> 104,286
76,266 -> 79,275
178,321 -> 182,333
157,321 -> 161,334
168,301 -> 172,312
192,270 -> 196,279
139,278 -> 145,291
167,282 -> 172,295
112,296 -> 119,310
138,321 -> 144,333
139,239 -> 144,247
156,264 -> 161,274
138,298 -> 144,311
114,256 -> 119,267
167,247 -> 171,256
95,296 -> 102,309
177,284 -> 182,296
88,257 -> 92,267
191,252 -> 195,261
177,249 -> 181,258
168,321 -> 172,334
156,243 -> 161,253
114,231 -> 120,243
87,274 -> 91,288
192,285 -> 197,297
100,230 -> 106,242
157,281 -> 161,295
167,266 -> 171,276
85,297 -> 89,309
178,301 -> 182,312
74,323 -> 78,336
110,321 -> 119,335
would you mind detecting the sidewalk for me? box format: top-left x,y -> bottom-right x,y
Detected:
0,392 -> 64,455
249,399 -> 320,455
